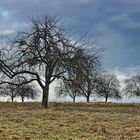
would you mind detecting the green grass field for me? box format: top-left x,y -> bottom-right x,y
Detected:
0,102 -> 140,140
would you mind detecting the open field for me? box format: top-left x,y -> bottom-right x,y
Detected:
0,102 -> 140,140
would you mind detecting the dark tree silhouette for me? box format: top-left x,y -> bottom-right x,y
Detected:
62,46 -> 101,102
78,72 -> 99,102
95,74 -> 121,102
16,84 -> 38,102
0,16 -> 100,108
0,78 -> 22,102
56,80 -> 80,102
0,84 -> 18,102
123,74 -> 140,97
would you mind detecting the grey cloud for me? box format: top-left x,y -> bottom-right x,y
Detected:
0,0 -> 140,71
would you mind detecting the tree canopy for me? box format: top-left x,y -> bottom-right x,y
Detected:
95,74 -> 121,102
0,16 -> 100,107
123,74 -> 140,97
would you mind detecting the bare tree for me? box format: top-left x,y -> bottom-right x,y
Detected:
0,16 -> 100,108
0,84 -> 18,102
63,46 -> 101,102
0,77 -> 22,102
95,74 -> 121,102
79,71 -> 100,102
56,80 -> 80,102
16,84 -> 38,102
123,74 -> 140,97
0,81 -> 38,102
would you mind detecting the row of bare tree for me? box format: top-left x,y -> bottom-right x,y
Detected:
56,73 -> 121,102
0,82 -> 38,102
56,73 -> 140,103
0,72 -> 139,103
0,16 -> 139,107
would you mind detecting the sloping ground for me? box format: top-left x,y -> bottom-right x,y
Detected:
0,102 -> 140,140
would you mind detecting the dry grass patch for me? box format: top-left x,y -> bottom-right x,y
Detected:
0,102 -> 140,139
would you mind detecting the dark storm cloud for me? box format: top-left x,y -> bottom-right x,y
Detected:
0,0 -> 140,71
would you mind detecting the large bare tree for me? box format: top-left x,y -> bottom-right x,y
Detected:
0,16 -> 100,108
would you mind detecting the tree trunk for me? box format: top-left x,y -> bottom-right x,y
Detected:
42,85 -> 49,108
105,96 -> 108,102
21,96 -> 24,102
73,97 -> 75,103
11,97 -> 14,102
87,96 -> 90,102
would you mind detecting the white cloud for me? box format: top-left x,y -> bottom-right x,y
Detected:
0,29 -> 15,36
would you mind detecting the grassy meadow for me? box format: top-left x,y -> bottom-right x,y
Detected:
0,102 -> 140,140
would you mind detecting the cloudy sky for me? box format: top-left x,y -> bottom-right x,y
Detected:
0,0 -> 140,77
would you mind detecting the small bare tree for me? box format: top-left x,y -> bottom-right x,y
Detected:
95,74 -> 121,102
0,77 -> 23,102
0,84 -> 18,102
56,80 -> 80,102
16,84 -> 38,102
123,74 -> 140,97
78,72 -> 100,102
